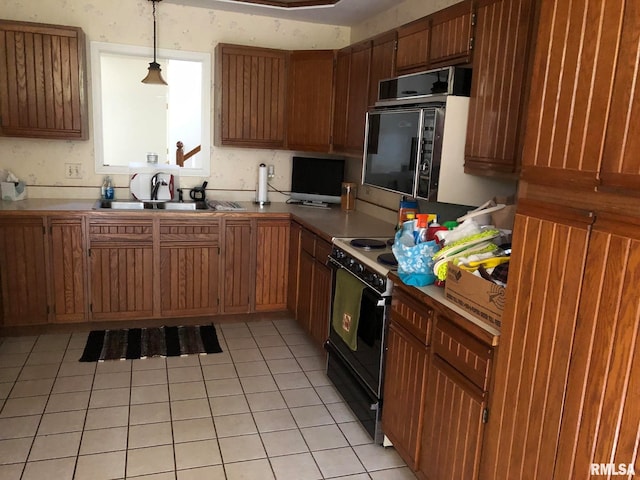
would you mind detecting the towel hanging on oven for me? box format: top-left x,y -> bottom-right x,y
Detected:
332,269 -> 366,351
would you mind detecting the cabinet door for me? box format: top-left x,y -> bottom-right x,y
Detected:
309,239 -> 332,348
297,249 -> 314,332
465,0 -> 536,176
420,355 -> 486,480
159,221 -> 220,316
50,217 -> 86,323
255,219 -> 289,312
332,41 -> 372,154
0,217 -> 48,325
344,41 -> 371,154
479,201 -> 592,480
0,20 -> 87,139
216,44 -> 287,148
88,219 -> 154,320
368,31 -> 397,106
428,0 -> 474,68
221,219 -> 254,314
287,221 -> 302,316
287,50 -> 334,152
519,0 -> 616,187
332,47 -> 351,151
396,17 -> 430,74
553,214 -> 640,479
600,3 -> 640,193
382,321 -> 429,469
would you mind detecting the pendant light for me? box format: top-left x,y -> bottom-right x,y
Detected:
141,0 -> 167,85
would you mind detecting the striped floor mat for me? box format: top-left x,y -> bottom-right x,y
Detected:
79,324 -> 222,362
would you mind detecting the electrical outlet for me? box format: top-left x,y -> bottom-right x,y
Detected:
267,164 -> 275,179
65,163 -> 82,179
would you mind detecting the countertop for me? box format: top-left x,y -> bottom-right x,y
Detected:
0,198 -> 498,341
0,198 -> 396,241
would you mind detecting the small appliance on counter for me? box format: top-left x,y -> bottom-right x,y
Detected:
128,164 -> 180,201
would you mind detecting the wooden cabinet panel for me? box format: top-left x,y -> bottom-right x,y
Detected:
255,219 -> 289,311
287,221 -> 301,315
297,249 -> 314,332
396,17 -> 430,74
309,257 -> 331,347
216,44 -> 287,148
0,217 -> 48,325
554,214 -> 640,478
432,315 -> 492,391
332,41 -> 371,154
428,0 -> 473,68
50,217 -> 86,323
368,31 -> 396,106
221,219 -> 253,314
332,47 -> 351,152
88,219 -> 154,320
601,2 -> 640,192
390,287 -> 433,345
520,0 -> 618,187
382,321 -> 429,469
159,221 -> 219,316
0,20 -> 87,139
479,202 -> 592,480
287,50 -> 334,152
344,41 -> 371,154
420,355 -> 485,480
465,0 -> 536,176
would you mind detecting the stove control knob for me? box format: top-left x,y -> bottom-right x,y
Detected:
355,263 -> 365,274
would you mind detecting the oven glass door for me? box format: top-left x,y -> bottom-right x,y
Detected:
328,280 -> 386,397
362,108 -> 423,196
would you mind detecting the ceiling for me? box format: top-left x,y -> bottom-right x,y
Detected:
162,0 -> 401,26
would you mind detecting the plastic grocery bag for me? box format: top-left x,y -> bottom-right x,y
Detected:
391,228 -> 439,286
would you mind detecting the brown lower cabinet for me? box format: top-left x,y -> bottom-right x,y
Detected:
159,219 -> 220,317
0,212 -> 291,326
0,216 -> 49,325
290,223 -> 332,349
384,279 -> 495,480
88,217 -> 155,320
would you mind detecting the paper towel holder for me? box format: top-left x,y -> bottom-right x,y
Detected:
254,163 -> 271,207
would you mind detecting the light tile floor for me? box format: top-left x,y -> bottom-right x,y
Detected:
0,318 -> 417,480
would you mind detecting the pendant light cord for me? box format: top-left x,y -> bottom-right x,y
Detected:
152,0 -> 158,64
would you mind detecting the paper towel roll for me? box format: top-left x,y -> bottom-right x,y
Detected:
256,163 -> 269,204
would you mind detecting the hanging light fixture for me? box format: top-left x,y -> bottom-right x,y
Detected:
141,0 -> 167,85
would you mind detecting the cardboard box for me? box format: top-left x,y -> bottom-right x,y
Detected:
444,263 -> 505,329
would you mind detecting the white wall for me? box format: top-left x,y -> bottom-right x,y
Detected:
0,0 -> 350,200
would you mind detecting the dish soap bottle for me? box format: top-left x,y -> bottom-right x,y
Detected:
103,176 -> 114,200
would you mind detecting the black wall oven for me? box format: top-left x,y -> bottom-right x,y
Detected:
325,238 -> 394,444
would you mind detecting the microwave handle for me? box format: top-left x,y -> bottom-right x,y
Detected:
412,110 -> 427,198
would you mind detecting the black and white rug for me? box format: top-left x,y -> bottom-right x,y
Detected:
79,324 -> 223,362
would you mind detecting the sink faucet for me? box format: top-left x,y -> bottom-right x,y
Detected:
150,172 -> 168,201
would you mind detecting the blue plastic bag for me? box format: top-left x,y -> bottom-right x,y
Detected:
391,228 -> 439,286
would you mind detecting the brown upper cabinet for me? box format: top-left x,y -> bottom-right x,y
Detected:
428,0 -> 474,68
368,31 -> 397,106
287,50 -> 335,152
0,20 -> 88,140
465,0 -> 537,177
332,40 -> 372,154
215,44 -> 288,149
396,17 -> 430,75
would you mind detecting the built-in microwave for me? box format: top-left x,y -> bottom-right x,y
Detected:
362,67 -> 517,207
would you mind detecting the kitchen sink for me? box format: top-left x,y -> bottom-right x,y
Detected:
94,200 -> 209,211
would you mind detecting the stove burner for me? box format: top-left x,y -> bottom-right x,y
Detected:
377,252 -> 398,267
350,238 -> 386,250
